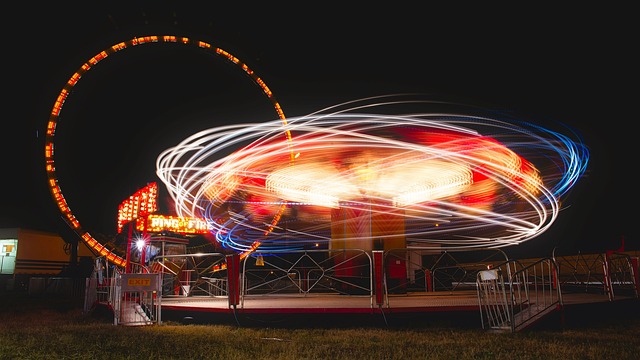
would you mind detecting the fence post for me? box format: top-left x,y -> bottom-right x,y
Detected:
631,256 -> 640,294
603,252 -> 613,301
373,250 -> 384,306
226,254 -> 240,308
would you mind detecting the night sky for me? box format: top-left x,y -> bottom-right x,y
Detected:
3,4 -> 636,258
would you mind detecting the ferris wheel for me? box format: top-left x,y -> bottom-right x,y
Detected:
44,35 -> 291,267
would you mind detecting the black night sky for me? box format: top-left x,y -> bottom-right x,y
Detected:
3,4 -> 636,258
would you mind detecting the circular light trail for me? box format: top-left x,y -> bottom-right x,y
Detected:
44,35 -> 289,267
156,95 -> 589,252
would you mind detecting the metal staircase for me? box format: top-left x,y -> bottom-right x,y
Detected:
477,258 -> 562,333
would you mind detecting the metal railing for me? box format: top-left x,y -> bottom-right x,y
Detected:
83,248 -> 638,329
604,252 -> 638,299
85,257 -> 161,326
385,247 -> 510,293
240,249 -> 373,306
477,257 -> 562,333
553,251 -> 639,300
111,270 -> 161,326
87,248 -> 527,314
149,252 -> 227,298
477,267 -> 511,331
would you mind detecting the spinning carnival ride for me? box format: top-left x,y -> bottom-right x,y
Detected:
156,98 -> 589,256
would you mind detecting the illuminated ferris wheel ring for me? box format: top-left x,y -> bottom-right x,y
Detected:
44,35 -> 290,267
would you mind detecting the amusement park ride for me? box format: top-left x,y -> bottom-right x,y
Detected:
43,33 -> 589,272
42,35 -> 638,331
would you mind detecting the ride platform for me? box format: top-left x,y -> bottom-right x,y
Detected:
158,290 -> 637,329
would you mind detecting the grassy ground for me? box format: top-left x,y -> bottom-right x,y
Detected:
1,291 -> 639,359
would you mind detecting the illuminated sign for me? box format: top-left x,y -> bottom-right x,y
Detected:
137,215 -> 211,234
128,277 -> 151,287
121,273 -> 160,292
117,182 -> 158,233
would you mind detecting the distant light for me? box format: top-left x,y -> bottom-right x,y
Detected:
135,239 -> 146,251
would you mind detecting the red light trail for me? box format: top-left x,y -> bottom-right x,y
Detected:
156,95 -> 589,253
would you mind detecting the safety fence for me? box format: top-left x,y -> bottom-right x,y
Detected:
477,251 -> 639,332
83,249 -> 639,331
85,259 -> 161,326
553,251 -> 639,300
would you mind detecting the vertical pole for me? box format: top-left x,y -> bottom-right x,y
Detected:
425,269 -> 433,292
140,214 -> 148,270
226,254 -> 240,307
631,257 -> 640,295
68,236 -> 79,296
603,252 -> 613,301
373,250 -> 384,306
125,223 -> 133,273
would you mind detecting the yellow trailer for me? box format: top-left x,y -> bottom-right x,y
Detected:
1,228 -> 96,292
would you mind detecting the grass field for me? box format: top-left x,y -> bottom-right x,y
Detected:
1,291 -> 639,359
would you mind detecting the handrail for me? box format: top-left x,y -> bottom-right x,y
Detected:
477,257 -> 562,332
507,257 -> 562,332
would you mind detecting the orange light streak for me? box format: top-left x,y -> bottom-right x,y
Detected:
44,35 -> 288,267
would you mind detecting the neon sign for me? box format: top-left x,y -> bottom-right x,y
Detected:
138,215 -> 211,234
117,182 -> 158,233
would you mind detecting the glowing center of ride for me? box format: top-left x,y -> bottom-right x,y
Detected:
265,156 -> 475,208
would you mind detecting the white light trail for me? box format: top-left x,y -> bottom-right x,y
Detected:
156,95 -> 589,252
